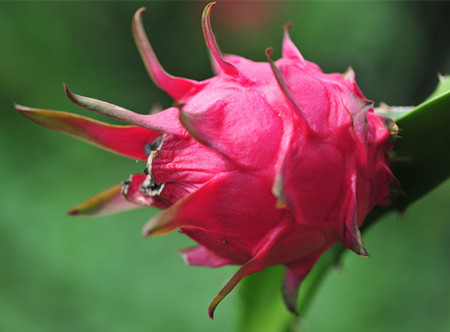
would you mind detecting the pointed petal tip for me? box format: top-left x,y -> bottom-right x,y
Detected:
204,1 -> 216,12
135,7 -> 146,16
343,66 -> 355,81
202,1 -> 240,77
284,22 -> 293,32
265,47 -> 274,60
63,85 -> 100,113
141,214 -> 177,237
179,249 -> 191,266
141,226 -> 151,238
15,104 -> 49,117
63,84 -> 85,107
287,304 -> 299,316
141,219 -> 162,237
132,7 -> 147,32
15,103 -> 36,115
282,23 -> 305,64
352,244 -> 370,258
141,216 -> 159,237
14,103 -> 26,111
208,292 -> 221,319
202,2 -> 217,22
208,306 -> 215,320
63,84 -> 78,105
67,184 -> 140,217
133,3 -> 200,100
346,230 -> 370,257
282,285 -> 299,315
68,209 -> 80,216
207,256 -> 266,320
364,99 -> 374,108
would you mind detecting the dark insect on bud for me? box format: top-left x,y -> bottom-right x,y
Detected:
144,136 -> 164,156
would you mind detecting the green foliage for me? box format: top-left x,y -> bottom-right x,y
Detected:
1,1 -> 449,332
391,75 -> 450,210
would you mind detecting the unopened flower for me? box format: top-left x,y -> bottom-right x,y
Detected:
17,2 -> 399,318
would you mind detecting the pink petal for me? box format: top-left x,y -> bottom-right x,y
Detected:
142,173 -> 282,257
179,94 -> 283,170
132,8 -> 204,101
68,184 -> 139,217
16,105 -> 158,160
276,138 -> 346,225
151,134 -> 231,185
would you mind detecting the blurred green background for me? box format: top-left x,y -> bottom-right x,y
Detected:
1,1 -> 449,331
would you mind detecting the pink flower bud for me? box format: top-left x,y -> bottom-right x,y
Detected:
17,2 -> 399,318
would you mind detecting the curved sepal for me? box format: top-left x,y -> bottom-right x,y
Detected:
16,105 -> 158,161
282,255 -> 321,314
282,23 -> 306,65
68,184 -> 139,217
202,2 -> 240,78
64,85 -> 186,136
208,255 -> 266,319
208,221 -> 320,319
345,224 -> 369,258
343,66 -> 356,83
133,8 -> 202,101
343,66 -> 365,99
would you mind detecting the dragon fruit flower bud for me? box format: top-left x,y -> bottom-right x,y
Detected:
16,2 -> 399,318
